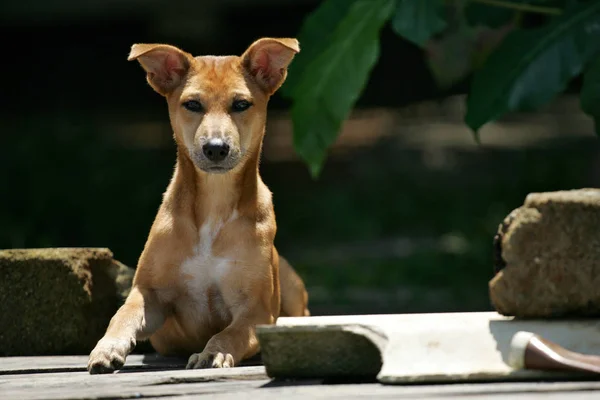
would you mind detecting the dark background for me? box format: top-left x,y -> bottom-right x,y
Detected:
2,0 -> 599,315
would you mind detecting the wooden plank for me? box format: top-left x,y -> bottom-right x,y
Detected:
0,354 -> 187,375
0,353 -> 262,375
2,357 -> 600,400
0,367 -> 269,400
161,381 -> 600,400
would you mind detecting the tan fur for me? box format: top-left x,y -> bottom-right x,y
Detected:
87,38 -> 309,373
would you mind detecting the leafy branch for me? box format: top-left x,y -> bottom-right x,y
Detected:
283,0 -> 600,177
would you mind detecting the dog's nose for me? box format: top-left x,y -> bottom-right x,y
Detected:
202,139 -> 230,162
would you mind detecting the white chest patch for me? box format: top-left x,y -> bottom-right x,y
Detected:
179,210 -> 239,320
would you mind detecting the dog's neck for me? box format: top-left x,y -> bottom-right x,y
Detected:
171,142 -> 262,228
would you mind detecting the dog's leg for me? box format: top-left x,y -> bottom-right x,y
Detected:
186,287 -> 273,369
186,315 -> 264,369
88,286 -> 164,374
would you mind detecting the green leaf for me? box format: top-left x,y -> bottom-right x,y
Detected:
581,55 -> 600,136
392,0 -> 447,47
290,0 -> 395,177
465,0 -> 600,135
280,0 -> 360,99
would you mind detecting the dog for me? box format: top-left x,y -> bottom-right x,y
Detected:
87,37 -> 309,374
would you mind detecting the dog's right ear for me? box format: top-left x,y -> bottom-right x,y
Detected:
128,44 -> 193,96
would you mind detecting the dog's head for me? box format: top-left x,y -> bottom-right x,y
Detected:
128,38 -> 299,173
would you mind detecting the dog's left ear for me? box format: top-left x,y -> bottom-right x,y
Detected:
241,38 -> 300,95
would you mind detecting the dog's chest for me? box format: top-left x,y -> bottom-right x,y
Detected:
179,214 -> 238,322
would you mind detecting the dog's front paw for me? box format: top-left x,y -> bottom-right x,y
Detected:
186,351 -> 234,369
87,337 -> 133,374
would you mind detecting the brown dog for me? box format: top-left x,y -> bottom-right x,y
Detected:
87,38 -> 309,374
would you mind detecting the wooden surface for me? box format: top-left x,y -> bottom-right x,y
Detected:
2,354 -> 600,399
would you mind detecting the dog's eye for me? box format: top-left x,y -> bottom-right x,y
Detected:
231,100 -> 252,113
182,100 -> 203,112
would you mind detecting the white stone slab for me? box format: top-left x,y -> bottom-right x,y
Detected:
258,312 -> 600,384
